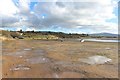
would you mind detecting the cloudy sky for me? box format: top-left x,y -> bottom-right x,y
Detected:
0,0 -> 119,34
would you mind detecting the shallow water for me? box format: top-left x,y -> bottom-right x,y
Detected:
52,60 -> 81,67
24,48 -> 32,51
84,39 -> 120,42
10,64 -> 30,71
32,49 -> 46,55
26,56 -> 50,64
4,51 -> 27,57
53,73 -> 59,78
80,55 -> 112,65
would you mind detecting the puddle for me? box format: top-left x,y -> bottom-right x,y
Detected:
52,60 -> 82,68
84,39 -> 120,42
19,56 -> 23,58
4,48 -> 46,58
33,49 -> 46,55
24,48 -> 31,51
105,48 -> 111,50
31,47 -> 34,49
53,73 -> 59,78
53,61 -> 73,67
80,55 -> 112,65
10,64 -> 30,71
26,56 -> 50,64
58,71 -> 85,78
0,60 -> 3,63
54,61 -> 71,65
2,48 -> 9,50
5,51 -> 27,57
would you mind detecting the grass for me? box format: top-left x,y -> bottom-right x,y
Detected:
0,30 -> 59,40
23,35 -> 59,40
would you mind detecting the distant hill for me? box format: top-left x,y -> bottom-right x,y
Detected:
0,30 -> 24,39
0,30 -> 89,40
1,30 -> 118,41
90,33 -> 118,37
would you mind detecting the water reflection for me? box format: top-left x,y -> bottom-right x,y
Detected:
84,39 -> 120,42
10,64 -> 30,71
26,56 -> 50,64
79,55 -> 112,65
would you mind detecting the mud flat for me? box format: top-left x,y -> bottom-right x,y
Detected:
2,40 -> 118,78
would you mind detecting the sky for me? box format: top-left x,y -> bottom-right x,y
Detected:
0,0 -> 119,34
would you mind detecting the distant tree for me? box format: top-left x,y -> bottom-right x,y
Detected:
20,29 -> 23,33
31,30 -> 34,33
86,34 -> 89,36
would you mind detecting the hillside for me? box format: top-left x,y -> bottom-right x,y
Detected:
90,33 -> 118,37
0,30 -> 59,40
1,30 -> 118,41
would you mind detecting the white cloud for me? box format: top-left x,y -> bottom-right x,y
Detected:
0,0 -> 118,33
32,0 -> 118,33
18,0 -> 30,14
0,0 -> 19,16
26,27 -> 36,31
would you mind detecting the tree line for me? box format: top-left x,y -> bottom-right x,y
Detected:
16,29 -> 89,38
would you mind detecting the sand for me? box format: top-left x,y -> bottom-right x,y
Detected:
1,40 -> 118,78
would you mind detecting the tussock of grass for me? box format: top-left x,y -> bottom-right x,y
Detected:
23,35 -> 59,40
